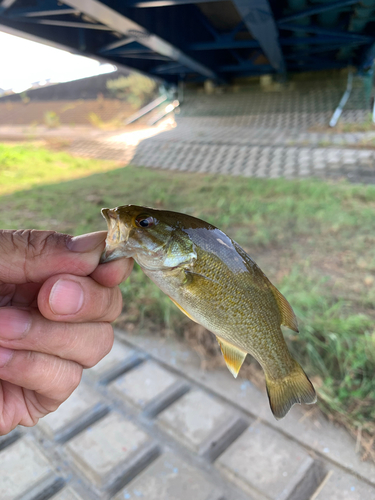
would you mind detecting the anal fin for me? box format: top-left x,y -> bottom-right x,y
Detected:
168,296 -> 198,323
216,337 -> 247,378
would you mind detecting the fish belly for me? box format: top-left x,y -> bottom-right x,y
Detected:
143,265 -> 294,379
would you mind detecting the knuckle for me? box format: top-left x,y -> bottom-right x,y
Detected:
83,323 -> 114,368
64,363 -> 82,396
103,286 -> 123,322
0,230 -> 67,283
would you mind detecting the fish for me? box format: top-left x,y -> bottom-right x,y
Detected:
100,205 -> 317,419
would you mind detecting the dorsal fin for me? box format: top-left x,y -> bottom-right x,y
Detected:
269,283 -> 299,332
216,337 -> 247,378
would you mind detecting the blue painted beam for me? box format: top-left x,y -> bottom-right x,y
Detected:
189,36 -> 370,51
10,17 -> 113,30
190,39 -> 260,50
278,23 -> 374,44
116,53 -> 170,60
152,62 -> 187,73
285,41 -> 363,59
220,63 -> 273,72
64,0 -> 219,80
360,42 -> 375,70
6,0 -> 77,17
277,0 -> 359,24
99,38 -> 139,54
232,0 -> 286,74
10,8 -> 77,17
0,0 -> 17,14
127,0 -> 226,6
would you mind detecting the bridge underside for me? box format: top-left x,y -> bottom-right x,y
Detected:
0,0 -> 375,84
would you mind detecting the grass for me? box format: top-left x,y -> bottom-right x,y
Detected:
1,142 -> 375,459
311,114 -> 375,133
0,143 -> 120,196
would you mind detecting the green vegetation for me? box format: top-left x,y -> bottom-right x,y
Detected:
0,143 -> 120,196
43,110 -> 61,128
1,142 -> 374,458
311,113 -> 375,133
106,73 -> 157,109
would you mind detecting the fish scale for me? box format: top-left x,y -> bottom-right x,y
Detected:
100,205 -> 317,419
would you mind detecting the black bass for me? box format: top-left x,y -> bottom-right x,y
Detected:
100,205 -> 316,419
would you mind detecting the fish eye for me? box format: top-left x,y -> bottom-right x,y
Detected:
135,215 -> 155,229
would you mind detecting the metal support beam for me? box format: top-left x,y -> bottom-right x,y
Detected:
220,62 -> 273,72
232,0 -> 286,74
15,18 -> 113,29
285,41 -> 363,59
99,37 -> 136,54
0,0 -> 17,14
152,62 -> 187,74
189,36 -> 369,51
190,39 -> 260,50
16,8 -> 77,17
63,0 -> 218,80
278,23 -> 375,44
128,0 -> 226,6
330,71 -> 353,127
360,41 -> 375,71
6,0 -> 77,17
277,0 -> 358,24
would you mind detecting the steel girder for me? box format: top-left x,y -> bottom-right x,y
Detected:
0,0 -> 375,83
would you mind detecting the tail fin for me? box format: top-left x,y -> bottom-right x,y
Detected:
265,360 -> 317,420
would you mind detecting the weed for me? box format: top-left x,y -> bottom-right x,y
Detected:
106,73 -> 157,109
44,111 -> 60,128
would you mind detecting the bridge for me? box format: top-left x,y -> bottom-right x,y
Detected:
0,0 -> 375,84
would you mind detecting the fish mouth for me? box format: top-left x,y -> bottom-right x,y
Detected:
100,245 -> 123,264
100,207 -> 130,264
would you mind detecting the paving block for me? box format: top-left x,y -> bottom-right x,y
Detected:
38,382 -> 107,441
114,452 -> 223,500
86,339 -> 141,384
0,428 -> 21,450
50,487 -> 84,500
0,438 -> 60,500
157,389 -> 247,459
216,422 -> 321,500
65,412 -> 158,491
109,360 -> 188,416
312,467 -> 375,500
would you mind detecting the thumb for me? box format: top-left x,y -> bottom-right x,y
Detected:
0,230 -> 107,284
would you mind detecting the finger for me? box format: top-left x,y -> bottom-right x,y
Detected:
0,347 -> 82,404
8,283 -> 42,308
0,284 -> 16,307
37,274 -> 123,323
90,257 -> 134,288
0,307 -> 114,368
0,230 -> 107,284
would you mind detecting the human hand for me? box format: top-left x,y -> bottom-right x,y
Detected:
0,229 -> 133,435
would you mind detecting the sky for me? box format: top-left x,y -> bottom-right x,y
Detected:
0,31 -> 116,93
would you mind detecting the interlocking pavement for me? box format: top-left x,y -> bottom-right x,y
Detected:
1,331 -> 375,500
66,88 -> 375,183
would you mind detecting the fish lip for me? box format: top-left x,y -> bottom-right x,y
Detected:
100,244 -> 129,264
99,246 -> 117,264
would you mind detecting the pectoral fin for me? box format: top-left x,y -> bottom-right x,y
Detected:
168,297 -> 198,323
216,337 -> 247,378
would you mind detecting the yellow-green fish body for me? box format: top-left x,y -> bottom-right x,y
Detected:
100,205 -> 316,419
